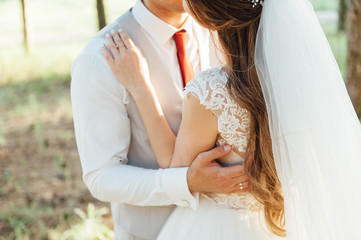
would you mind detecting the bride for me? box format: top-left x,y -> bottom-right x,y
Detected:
102,0 -> 361,239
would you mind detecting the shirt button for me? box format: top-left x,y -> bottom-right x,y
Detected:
182,200 -> 190,207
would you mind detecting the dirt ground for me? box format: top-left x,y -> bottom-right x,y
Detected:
0,78 -> 113,239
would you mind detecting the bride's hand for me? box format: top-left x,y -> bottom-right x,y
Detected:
102,29 -> 152,99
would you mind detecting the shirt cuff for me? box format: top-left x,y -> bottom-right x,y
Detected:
162,167 -> 199,209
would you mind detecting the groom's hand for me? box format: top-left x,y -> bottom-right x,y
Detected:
187,145 -> 251,194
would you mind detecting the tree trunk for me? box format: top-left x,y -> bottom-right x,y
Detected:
338,0 -> 348,31
347,0 -> 361,118
96,0 -> 107,30
20,0 -> 31,53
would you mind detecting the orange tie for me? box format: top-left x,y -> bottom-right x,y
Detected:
173,30 -> 195,87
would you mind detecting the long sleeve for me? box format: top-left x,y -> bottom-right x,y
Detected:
70,53 -> 198,208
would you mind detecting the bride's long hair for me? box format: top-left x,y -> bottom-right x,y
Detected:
184,0 -> 286,236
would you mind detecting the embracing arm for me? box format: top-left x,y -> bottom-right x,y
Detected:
102,31 -> 177,168
131,88 -> 219,169
71,52 -> 197,207
103,30 -> 251,194
103,30 -> 218,169
126,86 -> 177,168
126,89 -> 248,194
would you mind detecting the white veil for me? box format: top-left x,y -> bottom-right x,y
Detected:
255,0 -> 361,239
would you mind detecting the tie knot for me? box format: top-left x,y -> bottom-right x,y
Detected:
173,29 -> 188,51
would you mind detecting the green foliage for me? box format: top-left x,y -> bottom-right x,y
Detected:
49,204 -> 113,240
317,9 -> 348,78
0,203 -> 54,240
3,168 -> 12,185
310,0 -> 339,11
0,116 -> 6,146
0,203 -> 113,240
325,29 -> 347,77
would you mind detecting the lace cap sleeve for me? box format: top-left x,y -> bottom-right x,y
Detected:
183,67 -> 252,154
183,66 -> 228,111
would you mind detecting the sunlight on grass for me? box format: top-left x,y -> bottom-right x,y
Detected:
49,204 -> 114,240
0,203 -> 112,240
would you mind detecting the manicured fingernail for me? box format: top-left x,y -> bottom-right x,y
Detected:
111,30 -> 115,34
224,145 -> 231,151
118,29 -> 122,33
105,33 -> 110,38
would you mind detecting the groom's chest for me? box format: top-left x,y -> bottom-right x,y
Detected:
126,26 -> 213,135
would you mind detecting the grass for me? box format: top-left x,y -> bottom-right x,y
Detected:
49,204 -> 114,240
0,203 -> 54,240
0,0 -> 348,239
0,203 -> 112,240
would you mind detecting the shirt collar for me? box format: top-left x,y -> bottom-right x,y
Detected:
132,0 -> 194,45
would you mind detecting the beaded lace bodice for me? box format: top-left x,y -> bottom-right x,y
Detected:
183,66 -> 259,210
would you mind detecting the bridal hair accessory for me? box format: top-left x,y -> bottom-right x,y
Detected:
255,0 -> 361,238
250,0 -> 264,8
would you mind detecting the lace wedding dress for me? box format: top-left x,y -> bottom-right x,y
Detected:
157,67 -> 284,240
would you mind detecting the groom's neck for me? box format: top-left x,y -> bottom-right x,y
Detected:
142,0 -> 189,29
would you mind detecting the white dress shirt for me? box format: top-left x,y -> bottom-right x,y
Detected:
132,0 -> 201,89
71,0 -> 219,239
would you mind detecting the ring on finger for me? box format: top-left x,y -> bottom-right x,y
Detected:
115,44 -> 124,50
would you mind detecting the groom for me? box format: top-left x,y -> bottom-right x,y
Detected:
71,0 -> 249,239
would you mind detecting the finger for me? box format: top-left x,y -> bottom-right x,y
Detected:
228,175 -> 249,185
105,33 -> 119,61
111,29 -> 126,50
112,30 -> 128,59
230,188 -> 249,194
197,145 -> 232,166
218,164 -> 246,179
119,30 -> 137,50
102,44 -> 116,69
136,46 -> 145,59
102,44 -> 113,61
218,177 -> 249,193
230,181 -> 250,193
237,180 -> 249,189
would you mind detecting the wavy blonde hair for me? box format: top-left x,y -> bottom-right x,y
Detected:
185,0 -> 286,236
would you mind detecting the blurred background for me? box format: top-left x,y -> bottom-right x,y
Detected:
0,0 -> 360,239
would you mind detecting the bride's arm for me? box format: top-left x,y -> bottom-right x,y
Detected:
103,30 -> 218,168
130,87 -> 219,169
169,93 -> 218,168
103,30 -> 176,168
